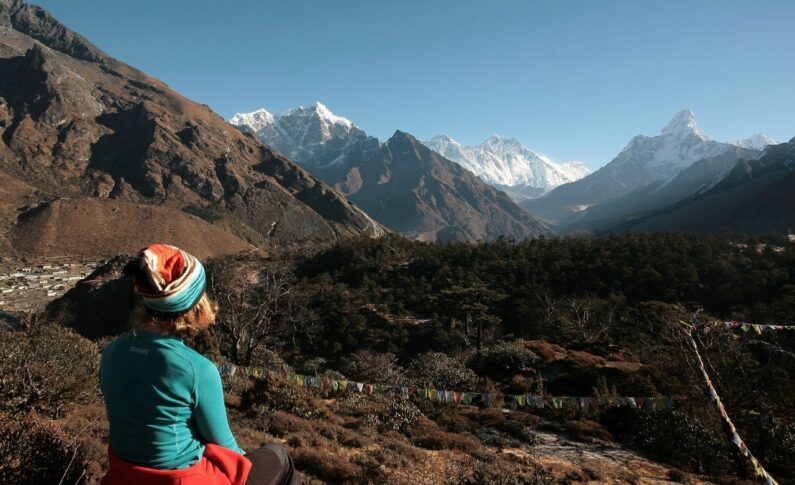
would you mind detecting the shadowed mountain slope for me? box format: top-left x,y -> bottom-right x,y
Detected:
564,146 -> 760,233
325,131 -> 550,241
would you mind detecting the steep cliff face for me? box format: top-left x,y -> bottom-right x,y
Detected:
0,0 -> 382,256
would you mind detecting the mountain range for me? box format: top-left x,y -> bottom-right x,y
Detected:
231,103 -> 548,241
230,105 -> 589,202
0,0 -> 383,257
522,109 -> 776,226
615,137 -> 795,234
421,134 -> 589,200
1,0 -> 790,253
564,145 -> 762,233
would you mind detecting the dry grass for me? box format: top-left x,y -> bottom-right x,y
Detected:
292,448 -> 363,483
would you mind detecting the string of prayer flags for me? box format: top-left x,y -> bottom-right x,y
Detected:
217,362 -> 679,414
683,329 -> 779,485
703,320 -> 795,333
503,394 -> 674,411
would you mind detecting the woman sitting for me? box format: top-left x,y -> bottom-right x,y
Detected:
100,243 -> 299,485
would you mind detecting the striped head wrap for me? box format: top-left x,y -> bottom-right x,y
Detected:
123,244 -> 206,315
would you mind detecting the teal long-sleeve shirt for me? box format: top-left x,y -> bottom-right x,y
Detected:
100,331 -> 244,469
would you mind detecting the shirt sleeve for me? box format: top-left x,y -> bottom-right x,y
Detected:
192,359 -> 245,455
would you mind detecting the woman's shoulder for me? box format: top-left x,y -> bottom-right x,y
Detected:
176,343 -> 219,377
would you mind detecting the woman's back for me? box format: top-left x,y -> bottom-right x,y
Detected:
100,330 -> 242,469
100,244 -> 298,485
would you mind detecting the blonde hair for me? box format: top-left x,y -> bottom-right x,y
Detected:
131,293 -> 219,335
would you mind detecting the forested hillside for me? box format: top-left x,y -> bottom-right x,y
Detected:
3,234 -> 794,483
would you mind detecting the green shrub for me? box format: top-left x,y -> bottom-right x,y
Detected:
381,398 -> 422,433
300,357 -> 328,375
467,342 -> 540,381
219,347 -> 293,396
337,393 -> 422,434
242,375 -> 326,421
408,352 -> 478,390
249,346 -> 291,373
338,350 -> 409,386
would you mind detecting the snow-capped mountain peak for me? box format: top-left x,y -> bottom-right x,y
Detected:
729,133 -> 777,151
228,108 -> 274,133
229,102 -> 367,167
661,109 -> 709,140
282,101 -> 355,129
422,134 -> 589,195
606,108 -> 731,180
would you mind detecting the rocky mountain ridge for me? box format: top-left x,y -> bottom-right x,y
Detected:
230,102 -> 370,168
564,145 -> 761,233
231,103 -> 548,241
231,104 -> 590,202
0,0 -> 383,257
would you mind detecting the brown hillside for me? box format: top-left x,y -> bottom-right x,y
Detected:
0,170 -> 41,254
0,0 -> 383,256
11,198 -> 254,258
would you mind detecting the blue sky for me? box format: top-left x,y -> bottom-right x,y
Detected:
34,0 -> 794,169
